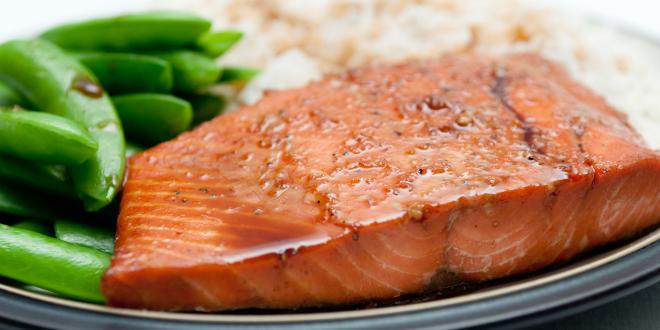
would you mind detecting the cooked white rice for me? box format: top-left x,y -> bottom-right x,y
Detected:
164,0 -> 660,149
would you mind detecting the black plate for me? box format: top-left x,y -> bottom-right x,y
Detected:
0,228 -> 658,330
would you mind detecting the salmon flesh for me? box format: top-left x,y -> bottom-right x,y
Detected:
103,54 -> 660,311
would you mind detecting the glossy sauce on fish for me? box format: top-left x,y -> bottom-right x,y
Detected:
103,54 -> 660,311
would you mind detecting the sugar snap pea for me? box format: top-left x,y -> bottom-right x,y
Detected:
74,52 -> 173,94
12,220 -> 52,236
0,39 -> 125,211
0,109 -> 98,165
197,30 -> 242,57
113,94 -> 192,145
185,93 -> 226,125
0,81 -> 26,107
150,51 -> 221,92
55,219 -> 114,254
41,11 -> 211,51
0,156 -> 75,198
0,224 -> 110,303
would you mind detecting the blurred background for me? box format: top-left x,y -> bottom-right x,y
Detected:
0,1 -> 659,42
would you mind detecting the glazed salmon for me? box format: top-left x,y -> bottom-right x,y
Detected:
103,54 -> 660,311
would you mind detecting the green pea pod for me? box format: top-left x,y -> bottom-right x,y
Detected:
0,109 -> 98,165
41,11 -> 211,51
113,94 -> 192,145
218,66 -> 260,83
0,39 -> 125,211
125,141 -> 145,158
0,156 -> 75,198
0,81 -> 27,107
0,224 -> 110,303
185,93 -> 226,125
0,184 -> 75,220
74,52 -> 173,94
54,219 -> 114,254
150,51 -> 221,92
197,30 -> 242,57
12,220 -> 52,236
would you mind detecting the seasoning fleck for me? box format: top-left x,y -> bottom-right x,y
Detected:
72,77 -> 103,98
456,112 -> 473,126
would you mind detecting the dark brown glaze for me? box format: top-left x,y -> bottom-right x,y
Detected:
72,76 -> 104,98
103,54 -> 660,311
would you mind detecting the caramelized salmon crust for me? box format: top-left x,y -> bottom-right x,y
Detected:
104,54 -> 660,311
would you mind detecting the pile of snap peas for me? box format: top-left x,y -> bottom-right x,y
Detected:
0,11 -> 257,303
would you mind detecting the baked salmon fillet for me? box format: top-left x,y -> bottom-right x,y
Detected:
103,54 -> 660,311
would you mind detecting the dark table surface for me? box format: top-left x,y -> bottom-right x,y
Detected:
526,282 -> 659,330
0,283 -> 658,330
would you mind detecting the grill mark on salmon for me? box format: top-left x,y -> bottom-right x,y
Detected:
103,54 -> 660,311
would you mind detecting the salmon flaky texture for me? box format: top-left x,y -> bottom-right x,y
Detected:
103,54 -> 660,311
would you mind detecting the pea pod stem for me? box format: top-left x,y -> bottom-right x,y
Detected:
113,94 -> 192,145
0,224 -> 110,303
0,39 -> 125,211
41,11 -> 211,51
196,30 -> 242,57
218,66 -> 260,84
